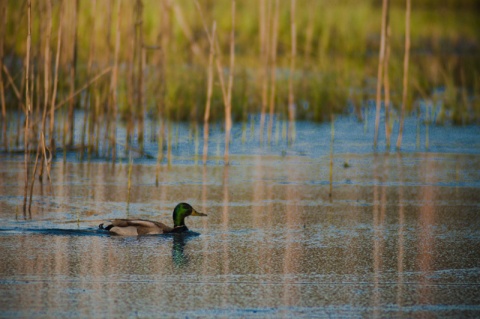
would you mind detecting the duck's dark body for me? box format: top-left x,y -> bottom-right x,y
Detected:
99,203 -> 205,236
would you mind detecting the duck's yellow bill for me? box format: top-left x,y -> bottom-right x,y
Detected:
191,209 -> 207,217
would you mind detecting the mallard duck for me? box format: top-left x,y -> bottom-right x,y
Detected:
99,202 -> 207,236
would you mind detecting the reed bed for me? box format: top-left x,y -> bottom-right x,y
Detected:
0,0 -> 478,212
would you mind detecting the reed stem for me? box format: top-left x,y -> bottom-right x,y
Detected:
126,4 -> 135,149
224,0 -> 235,165
383,7 -> 391,149
50,0 -> 63,156
136,0 -> 144,151
288,0 -> 296,143
0,0 -> 6,150
259,0 -> 270,143
37,0 -> 53,183
203,21 -> 216,165
110,0 -> 122,163
267,0 -> 279,144
396,0 -> 411,150
67,0 -> 79,147
374,0 -> 389,149
127,154 -> 133,212
80,0 -> 97,160
23,0 -> 32,214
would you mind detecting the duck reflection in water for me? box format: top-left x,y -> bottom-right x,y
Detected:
171,232 -> 197,267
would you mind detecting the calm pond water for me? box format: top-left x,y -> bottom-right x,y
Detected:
1,111 -> 480,318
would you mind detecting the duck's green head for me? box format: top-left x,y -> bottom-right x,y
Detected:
173,202 -> 207,228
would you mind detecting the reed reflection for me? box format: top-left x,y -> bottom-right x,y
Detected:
222,164 -> 230,303
283,159 -> 302,306
418,153 -> 435,309
396,153 -> 405,308
372,153 -> 384,319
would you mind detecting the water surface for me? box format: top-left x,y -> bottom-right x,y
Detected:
1,115 -> 479,318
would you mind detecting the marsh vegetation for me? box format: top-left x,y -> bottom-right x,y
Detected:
0,0 -> 478,211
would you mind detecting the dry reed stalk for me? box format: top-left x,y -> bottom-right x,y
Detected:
110,0 -> 122,163
87,31 -> 98,157
23,0 -> 32,214
259,0 -> 270,142
127,155 -> 133,210
155,118 -> 164,186
267,0 -> 279,144
383,7 -> 391,149
154,1 -> 169,182
167,120 -> 172,166
34,67 -> 40,135
136,0 -> 145,150
141,47 -> 147,147
92,91 -> 100,156
36,0 -> 53,182
67,0 -> 79,147
0,0 -> 6,150
102,1 -> 113,158
80,0 -> 97,159
259,0 -> 266,90
126,5 -> 135,149
50,0 -> 64,155
374,0 -> 389,148
396,0 -> 411,149
42,0 -> 52,133
28,140 -> 42,213
101,0 -> 113,157
203,21 -> 216,165
287,0 -> 296,143
155,0 -> 170,164
224,0 -> 235,165
103,92 -> 110,159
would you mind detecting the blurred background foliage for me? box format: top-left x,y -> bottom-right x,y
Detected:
2,0 -> 479,124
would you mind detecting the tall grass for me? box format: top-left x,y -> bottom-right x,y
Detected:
0,0 -> 477,162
